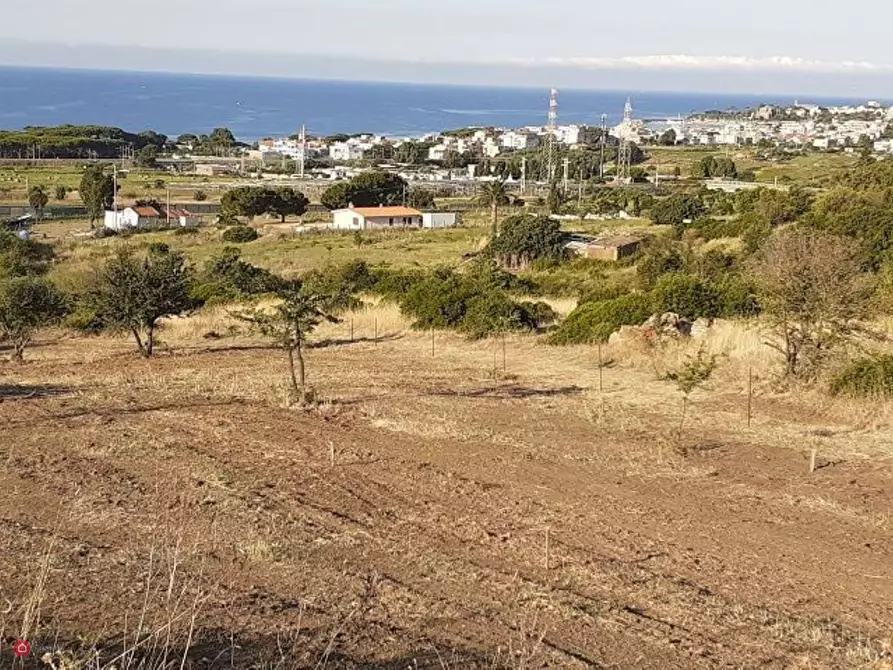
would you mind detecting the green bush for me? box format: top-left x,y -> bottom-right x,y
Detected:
392,265 -> 554,338
221,226 -> 259,243
651,274 -> 722,320
190,246 -> 283,305
830,355 -> 893,398
488,214 -> 568,267
714,275 -> 761,317
549,293 -> 653,344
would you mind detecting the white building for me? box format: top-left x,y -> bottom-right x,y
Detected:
104,205 -> 198,230
329,142 -> 366,161
500,131 -> 540,150
331,206 -> 423,230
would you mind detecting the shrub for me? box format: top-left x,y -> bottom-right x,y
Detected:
459,292 -> 556,340
549,293 -> 653,344
191,246 -> 283,305
194,189 -> 208,202
173,226 -> 200,236
829,355 -> 893,398
488,214 -> 568,268
650,274 -> 722,320
222,226 -> 259,243
715,275 -> 761,317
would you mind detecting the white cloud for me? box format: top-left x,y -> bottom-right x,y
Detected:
505,54 -> 893,74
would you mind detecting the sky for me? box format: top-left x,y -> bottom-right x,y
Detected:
1,0 -> 892,96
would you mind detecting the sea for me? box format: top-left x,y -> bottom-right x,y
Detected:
0,66 -> 872,141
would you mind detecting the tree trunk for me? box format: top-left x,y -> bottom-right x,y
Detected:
145,325 -> 155,358
491,202 -> 498,236
286,347 -> 300,398
131,328 -> 146,357
295,340 -> 306,388
280,214 -> 286,223
10,338 -> 25,364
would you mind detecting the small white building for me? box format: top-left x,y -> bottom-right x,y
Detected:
422,212 -> 459,229
331,206 -> 424,230
104,205 -> 198,230
500,131 -> 540,150
104,205 -> 162,231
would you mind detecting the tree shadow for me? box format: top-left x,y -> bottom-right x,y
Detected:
311,333 -> 405,349
0,383 -> 71,400
427,384 -> 585,400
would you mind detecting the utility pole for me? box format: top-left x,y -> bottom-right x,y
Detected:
544,88 -> 558,182
520,157 -> 527,195
166,186 -> 171,227
617,97 -> 634,183
599,113 -> 608,178
562,157 -> 570,194
299,124 -> 307,179
578,167 -> 584,207
112,164 -> 118,221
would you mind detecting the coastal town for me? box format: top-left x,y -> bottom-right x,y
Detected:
226,97 -> 893,185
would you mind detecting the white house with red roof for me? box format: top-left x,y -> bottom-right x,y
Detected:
104,205 -> 199,231
331,205 -> 424,230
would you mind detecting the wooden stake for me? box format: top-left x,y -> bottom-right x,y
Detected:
373,318 -> 378,345
329,441 -> 335,466
544,527 -> 550,571
597,342 -> 604,394
349,318 -> 354,342
809,448 -> 817,474
431,328 -> 435,357
747,365 -> 753,428
502,332 -> 506,372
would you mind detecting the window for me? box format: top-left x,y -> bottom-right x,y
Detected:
389,217 -> 394,225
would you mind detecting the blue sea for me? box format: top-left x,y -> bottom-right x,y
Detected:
0,66 -> 871,141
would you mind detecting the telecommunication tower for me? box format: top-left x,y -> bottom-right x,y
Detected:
617,97 -> 633,183
544,88 -> 559,182
598,113 -> 608,178
299,124 -> 307,179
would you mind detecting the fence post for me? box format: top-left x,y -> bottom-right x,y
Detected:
747,365 -> 753,428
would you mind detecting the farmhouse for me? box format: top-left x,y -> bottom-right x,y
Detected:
331,206 -> 424,230
104,206 -> 199,231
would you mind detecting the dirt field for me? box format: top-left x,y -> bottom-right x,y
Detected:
1,306 -> 892,668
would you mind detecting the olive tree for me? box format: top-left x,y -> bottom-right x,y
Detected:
90,245 -> 193,357
234,282 -> 340,402
0,277 -> 67,362
753,229 -> 871,378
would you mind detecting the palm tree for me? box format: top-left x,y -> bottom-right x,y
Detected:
477,180 -> 511,236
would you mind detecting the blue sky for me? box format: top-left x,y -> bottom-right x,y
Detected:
1,0 -> 892,95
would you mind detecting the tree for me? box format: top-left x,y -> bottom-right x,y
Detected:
320,171 -> 408,210
658,129 -> 677,146
0,230 -> 54,279
89,245 -> 193,357
267,187 -> 309,223
54,185 -> 68,201
0,277 -> 67,362
692,155 -> 737,179
489,214 -> 568,268
27,185 -> 49,219
407,188 -> 436,210
221,186 -> 273,221
79,164 -> 115,227
234,282 -> 340,401
665,346 -> 717,438
546,181 -> 565,215
193,190 -> 207,202
651,193 -> 706,226
752,229 -> 871,379
477,180 -> 510,235
134,145 -> 159,168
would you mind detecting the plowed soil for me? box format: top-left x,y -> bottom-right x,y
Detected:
1,324 -> 892,668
